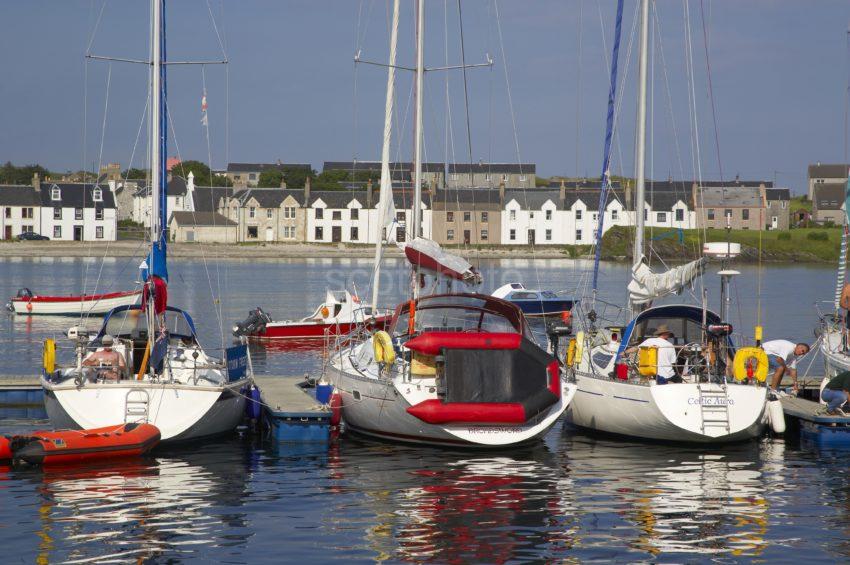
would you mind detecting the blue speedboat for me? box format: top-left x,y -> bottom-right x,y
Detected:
491,283 -> 575,318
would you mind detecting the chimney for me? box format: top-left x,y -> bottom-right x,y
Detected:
280,176 -> 287,189
499,181 -> 505,207
625,179 -> 632,211
429,179 -> 437,198
304,175 -> 311,202
366,178 -> 374,207
32,173 -> 41,192
559,179 -> 566,202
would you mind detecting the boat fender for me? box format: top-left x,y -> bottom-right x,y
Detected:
43,339 -> 55,375
820,376 -> 829,405
566,338 -> 577,367
321,306 -> 330,319
767,399 -> 786,434
0,437 -> 11,461
637,346 -> 658,377
26,302 -> 32,312
575,331 -> 585,365
373,331 -> 396,365
244,385 -> 262,420
733,347 -> 768,383
329,391 -> 342,426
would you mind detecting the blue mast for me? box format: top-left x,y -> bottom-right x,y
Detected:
149,0 -> 169,284
591,0 -> 625,293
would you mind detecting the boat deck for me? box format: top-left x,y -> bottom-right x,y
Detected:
780,396 -> 850,424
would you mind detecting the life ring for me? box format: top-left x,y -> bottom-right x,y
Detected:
372,331 -> 396,365
320,306 -> 330,319
43,338 -> 56,374
733,347 -> 769,382
566,338 -> 577,367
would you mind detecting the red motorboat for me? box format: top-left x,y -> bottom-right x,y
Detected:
11,423 -> 161,466
7,287 -> 141,316
233,290 -> 392,341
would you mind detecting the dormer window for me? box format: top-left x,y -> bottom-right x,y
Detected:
92,187 -> 103,202
51,186 -> 61,201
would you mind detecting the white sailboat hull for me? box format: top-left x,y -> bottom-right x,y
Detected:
820,327 -> 850,377
11,291 -> 141,316
42,378 -> 250,442
566,372 -> 767,443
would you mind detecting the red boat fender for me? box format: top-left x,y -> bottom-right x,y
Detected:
329,391 -> 342,426
0,437 -> 11,461
405,332 -> 522,356
407,399 -> 527,424
13,423 -> 161,466
547,360 -> 561,397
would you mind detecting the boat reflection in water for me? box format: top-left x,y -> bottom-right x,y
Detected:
22,438 -> 254,563
563,433 -> 771,558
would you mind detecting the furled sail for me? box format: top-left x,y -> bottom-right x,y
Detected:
627,256 -> 706,306
404,237 -> 482,285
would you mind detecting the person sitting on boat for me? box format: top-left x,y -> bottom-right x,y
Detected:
763,339 -> 810,392
822,371 -> 850,416
626,325 -> 679,384
82,335 -> 126,381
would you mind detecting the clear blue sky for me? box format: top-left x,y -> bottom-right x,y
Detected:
1,1 -> 849,194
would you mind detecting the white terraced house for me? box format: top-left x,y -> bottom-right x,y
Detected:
40,182 -> 118,241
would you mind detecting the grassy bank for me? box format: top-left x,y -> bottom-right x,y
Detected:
576,225 -> 843,263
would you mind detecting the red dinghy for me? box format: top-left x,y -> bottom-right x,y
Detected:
12,423 -> 160,466
7,288 -> 141,316
0,437 -> 11,461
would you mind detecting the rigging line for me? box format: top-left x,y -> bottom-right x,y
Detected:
576,0 -> 583,176
698,0 -> 724,185
85,0 -> 107,55
651,2 -> 686,185
456,0 -> 475,190
205,0 -> 228,60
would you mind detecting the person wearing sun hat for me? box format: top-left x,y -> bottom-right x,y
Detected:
82,334 -> 126,380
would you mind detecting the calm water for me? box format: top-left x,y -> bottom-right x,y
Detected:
0,256 -> 844,562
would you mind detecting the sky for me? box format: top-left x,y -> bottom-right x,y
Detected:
1,1 -> 850,194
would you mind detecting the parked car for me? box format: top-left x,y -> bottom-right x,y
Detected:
17,232 -> 49,241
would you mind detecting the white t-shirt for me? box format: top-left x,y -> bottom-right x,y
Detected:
638,337 -> 677,378
762,339 -> 798,369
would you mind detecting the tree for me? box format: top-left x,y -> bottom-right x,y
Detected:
171,160 -> 231,187
122,168 -> 150,180
258,169 -> 284,188
0,161 -> 51,185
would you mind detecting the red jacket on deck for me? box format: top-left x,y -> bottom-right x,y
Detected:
141,276 -> 168,315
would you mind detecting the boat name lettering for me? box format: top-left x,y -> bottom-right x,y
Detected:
466,426 -> 525,434
687,397 -> 734,406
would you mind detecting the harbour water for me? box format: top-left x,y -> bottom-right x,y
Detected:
0,256 -> 844,562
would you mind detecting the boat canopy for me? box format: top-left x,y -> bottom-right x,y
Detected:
627,256 -> 706,306
617,304 -> 721,358
404,238 -> 482,285
389,293 -> 529,337
95,304 -> 197,343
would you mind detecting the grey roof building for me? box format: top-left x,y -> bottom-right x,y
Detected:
808,163 -> 847,200
813,182 -> 845,225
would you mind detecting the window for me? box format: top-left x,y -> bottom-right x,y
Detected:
450,173 -> 458,181
447,229 -> 455,241
4,208 -> 9,218
396,227 -> 406,242
545,229 -> 552,241
611,209 -> 618,220
575,209 -> 582,220
529,212 -> 534,219
95,208 -> 103,220
351,208 -> 359,220
396,211 -> 405,222
315,226 -> 323,240
724,209 -> 732,219
332,210 -> 342,221
350,227 -> 359,241
315,208 -> 324,219
24,208 -> 35,219
707,208 -> 715,220
592,213 -> 598,221
781,201 -> 787,209
742,209 -> 750,220
249,207 -> 256,219
509,210 -> 516,221
676,209 -> 684,222
484,174 -> 491,182
248,226 -> 258,238
546,209 -> 552,221
509,229 -> 516,241
53,226 -> 61,238
51,187 -> 61,201
656,212 -> 666,222
283,206 -> 295,219
53,208 -> 61,220
21,226 -> 33,233
481,229 -> 488,241
92,187 -> 103,202
447,211 -> 454,222
502,174 -> 509,182
249,173 -> 256,180
643,209 -> 647,221
481,211 -> 488,222
463,211 -> 471,222
267,209 -> 273,219
234,175 -> 241,180
96,226 -> 104,239
519,175 -> 527,182
576,229 -> 582,241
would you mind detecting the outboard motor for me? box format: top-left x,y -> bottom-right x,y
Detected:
16,288 -> 33,299
233,307 -> 272,337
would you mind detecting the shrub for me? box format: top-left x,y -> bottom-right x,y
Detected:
807,231 -> 829,241
777,232 -> 791,241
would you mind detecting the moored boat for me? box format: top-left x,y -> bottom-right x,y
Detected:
491,283 -> 575,318
7,288 -> 141,316
11,422 -> 160,466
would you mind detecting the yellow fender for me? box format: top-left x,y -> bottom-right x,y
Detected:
373,331 -> 396,365
733,347 -> 769,382
637,346 -> 658,377
566,338 -> 577,367
43,338 -> 56,374
575,331 -> 585,366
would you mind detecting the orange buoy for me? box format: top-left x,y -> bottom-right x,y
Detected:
26,302 -> 32,311
0,437 -> 11,461
13,423 -> 160,466
329,391 -> 342,426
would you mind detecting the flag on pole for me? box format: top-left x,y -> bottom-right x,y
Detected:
201,91 -> 208,126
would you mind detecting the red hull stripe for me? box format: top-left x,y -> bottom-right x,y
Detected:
405,246 -> 466,280
12,290 -> 141,304
258,316 -> 392,339
407,399 -> 527,424
405,332 -> 521,356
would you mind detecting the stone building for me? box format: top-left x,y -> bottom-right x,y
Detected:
447,163 -> 536,189
431,188 -> 502,245
169,211 -> 237,243
808,163 -> 847,200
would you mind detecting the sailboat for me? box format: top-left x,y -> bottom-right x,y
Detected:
565,0 -> 776,443
325,0 -> 575,447
40,0 -> 253,442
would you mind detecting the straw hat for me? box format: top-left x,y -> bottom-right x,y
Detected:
102,335 -> 114,346
653,324 -> 674,337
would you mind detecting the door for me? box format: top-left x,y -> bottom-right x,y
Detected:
265,226 -> 274,241
332,226 -> 342,242
463,230 -> 471,244
528,230 -> 536,245
73,226 -> 83,241
186,230 -> 195,242
771,216 -> 778,230
3,226 -> 10,240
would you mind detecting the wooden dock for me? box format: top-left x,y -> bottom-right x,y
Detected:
780,395 -> 850,447
780,396 -> 849,424
253,376 -> 332,443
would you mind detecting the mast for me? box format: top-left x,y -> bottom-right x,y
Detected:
412,0 -> 425,243
631,0 -> 650,310
150,0 -> 162,258
371,0 -> 400,312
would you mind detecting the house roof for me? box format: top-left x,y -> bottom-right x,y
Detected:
697,179 -> 772,188
814,183 -> 845,210
808,163 -> 848,179
40,183 -> 116,208
448,163 -> 536,174
132,176 -> 188,197
765,188 -> 791,201
308,190 -> 369,208
193,186 -> 234,213
232,188 -> 304,208
434,189 -> 504,205
0,185 -> 41,206
169,211 -> 236,227
504,189 -> 561,209
322,161 -> 445,174
226,163 -> 312,173
699,186 -> 762,207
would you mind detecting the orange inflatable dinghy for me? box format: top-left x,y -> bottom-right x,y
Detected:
0,437 -> 11,461
13,423 -> 160,466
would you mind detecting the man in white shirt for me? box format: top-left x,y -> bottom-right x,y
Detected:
627,325 -> 678,382
763,339 -> 810,391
